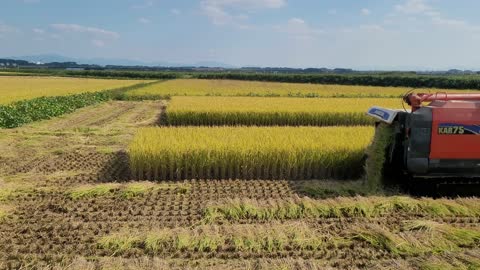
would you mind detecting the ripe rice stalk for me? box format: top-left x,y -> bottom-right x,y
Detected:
352,221 -> 480,256
128,126 -> 374,180
164,97 -> 401,126
98,222 -> 330,255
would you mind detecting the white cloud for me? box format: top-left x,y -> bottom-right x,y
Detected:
51,24 -> 119,39
202,3 -> 232,25
361,8 -> 371,16
424,11 -> 440,17
431,17 -> 467,27
171,8 -> 181,15
91,40 -> 105,47
328,9 -> 337,15
138,17 -> 150,24
275,18 -> 323,40
131,1 -> 154,9
32,28 -> 45,34
201,0 -> 286,26
202,0 -> 286,10
360,24 -> 385,32
0,23 -> 15,34
395,0 -> 431,14
50,33 -> 61,40
392,0 -> 479,32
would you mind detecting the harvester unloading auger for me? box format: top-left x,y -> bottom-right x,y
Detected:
367,92 -> 480,185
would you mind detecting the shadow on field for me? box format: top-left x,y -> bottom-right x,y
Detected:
407,180 -> 480,198
155,104 -> 168,126
287,179 -> 373,199
288,178 -> 480,199
97,150 -> 131,182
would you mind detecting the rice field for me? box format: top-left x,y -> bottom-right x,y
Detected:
0,88 -> 480,270
0,76 -> 148,104
128,126 -> 374,180
165,96 -> 402,126
125,79 -> 476,98
2,77 -> 480,269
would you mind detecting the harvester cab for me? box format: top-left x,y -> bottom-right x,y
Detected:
367,92 -> 480,182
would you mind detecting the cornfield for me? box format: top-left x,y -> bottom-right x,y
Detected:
125,79 -> 476,99
0,76 -> 148,105
129,126 -> 374,180
165,96 -> 401,126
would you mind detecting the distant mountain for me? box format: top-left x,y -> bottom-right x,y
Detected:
6,54 -> 235,68
194,61 -> 236,68
9,54 -> 77,64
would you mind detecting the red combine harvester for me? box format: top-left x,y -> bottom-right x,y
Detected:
367,92 -> 480,183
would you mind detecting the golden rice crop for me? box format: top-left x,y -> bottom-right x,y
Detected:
166,96 -> 402,126
126,79 -> 476,98
0,76 -> 148,104
129,126 -> 374,180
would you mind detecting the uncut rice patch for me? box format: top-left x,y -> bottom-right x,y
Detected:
125,79 -> 477,99
129,126 -> 374,180
165,96 -> 402,126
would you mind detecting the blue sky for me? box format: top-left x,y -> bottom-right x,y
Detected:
1,0 -> 480,69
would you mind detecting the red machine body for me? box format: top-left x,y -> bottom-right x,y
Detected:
429,100 -> 480,160
400,93 -> 480,177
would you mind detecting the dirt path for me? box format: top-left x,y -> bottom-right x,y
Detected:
0,101 -> 479,270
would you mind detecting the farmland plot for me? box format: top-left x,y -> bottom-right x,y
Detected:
165,96 -> 401,126
125,79 -> 476,99
0,76 -> 147,104
0,76 -> 479,270
129,126 -> 374,180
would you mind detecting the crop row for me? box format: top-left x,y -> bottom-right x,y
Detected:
98,220 -> 480,258
164,96 -> 400,126
203,196 -> 480,222
128,126 -> 373,180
